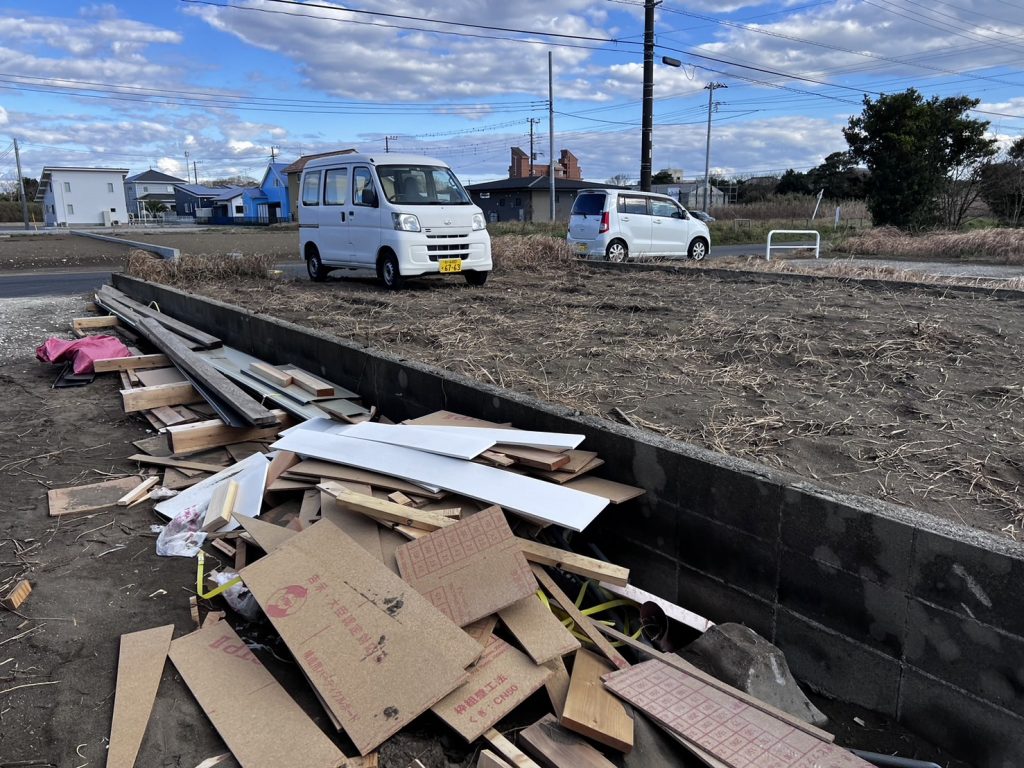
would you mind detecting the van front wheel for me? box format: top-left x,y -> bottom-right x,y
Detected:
378,253 -> 404,290
464,270 -> 488,287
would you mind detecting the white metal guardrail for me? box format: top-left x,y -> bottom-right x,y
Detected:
765,230 -> 820,260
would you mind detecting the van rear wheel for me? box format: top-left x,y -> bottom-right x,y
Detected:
306,247 -> 329,282
377,253 -> 404,290
606,240 -> 628,263
464,270 -> 488,287
688,237 -> 709,261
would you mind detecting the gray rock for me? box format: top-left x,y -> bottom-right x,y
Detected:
682,623 -> 829,728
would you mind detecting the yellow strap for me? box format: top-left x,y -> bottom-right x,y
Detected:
196,550 -> 241,599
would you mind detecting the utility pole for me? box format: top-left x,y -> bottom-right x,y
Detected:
193,160 -> 198,186
270,145 -> 277,162
13,138 -> 29,230
385,136 -> 398,153
548,51 -> 555,221
528,118 -> 541,177
702,81 -> 727,212
639,0 -> 658,191
184,149 -> 190,182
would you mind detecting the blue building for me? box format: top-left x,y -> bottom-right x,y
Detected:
241,162 -> 290,223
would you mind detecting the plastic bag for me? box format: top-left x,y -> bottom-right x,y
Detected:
210,570 -> 262,622
155,504 -> 207,558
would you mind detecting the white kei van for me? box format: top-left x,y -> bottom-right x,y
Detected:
298,152 -> 492,289
566,189 -> 710,262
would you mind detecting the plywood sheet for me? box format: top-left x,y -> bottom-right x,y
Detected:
239,520 -> 483,755
499,593 -> 580,665
106,624 -> 174,768
168,622 -> 346,768
561,649 -> 634,753
48,476 -> 143,517
396,507 -> 536,627
602,660 -> 870,768
432,635 -> 551,742
272,431 -> 608,532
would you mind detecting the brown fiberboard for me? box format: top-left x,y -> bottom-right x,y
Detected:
498,593 -> 581,665
431,635 -> 552,742
168,622 -> 346,768
520,713 -> 617,768
396,506 -> 537,627
560,649 -> 634,753
106,624 -> 174,768
542,657 -> 571,718
562,476 -> 645,505
238,519 -> 483,755
320,490 -> 384,563
232,512 -> 297,553
48,476 -> 145,517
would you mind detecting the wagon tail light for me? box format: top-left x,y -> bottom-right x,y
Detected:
599,212 -> 610,233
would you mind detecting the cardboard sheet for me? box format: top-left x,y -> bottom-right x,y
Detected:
239,520 -> 483,755
154,452 -> 269,529
396,506 -> 536,627
603,660 -> 872,768
271,431 -> 608,532
432,635 -> 552,742
168,622 -> 346,768
106,624 -> 174,768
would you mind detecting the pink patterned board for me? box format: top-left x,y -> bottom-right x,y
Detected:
603,661 -> 873,768
396,505 -> 537,626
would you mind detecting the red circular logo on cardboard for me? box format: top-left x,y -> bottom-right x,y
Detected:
266,585 -> 308,618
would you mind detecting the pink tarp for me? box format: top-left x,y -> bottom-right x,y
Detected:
35,335 -> 130,374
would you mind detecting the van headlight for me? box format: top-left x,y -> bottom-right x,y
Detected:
472,213 -> 486,231
392,213 -> 421,232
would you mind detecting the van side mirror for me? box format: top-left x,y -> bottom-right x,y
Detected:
362,188 -> 378,207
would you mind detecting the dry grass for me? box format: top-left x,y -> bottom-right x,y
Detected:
126,250 -> 276,285
491,234 -> 579,275
835,226 -> 1024,263
714,196 -> 870,223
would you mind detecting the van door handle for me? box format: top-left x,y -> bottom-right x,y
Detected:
621,216 -> 630,221
340,212 -> 346,222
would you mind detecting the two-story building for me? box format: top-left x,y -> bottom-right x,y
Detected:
124,169 -> 188,220
241,162 -> 290,223
35,167 -> 130,227
174,184 -> 248,223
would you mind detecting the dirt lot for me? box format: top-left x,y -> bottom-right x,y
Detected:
144,249 -> 1024,539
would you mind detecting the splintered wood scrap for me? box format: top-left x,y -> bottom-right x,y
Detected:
48,476 -> 145,518
483,729 -> 542,768
387,491 -> 413,506
211,538 -> 236,558
116,476 -> 160,507
1,579 -> 31,611
189,596 -> 200,628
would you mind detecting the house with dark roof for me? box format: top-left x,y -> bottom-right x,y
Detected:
466,176 -> 623,223
173,184 -> 248,223
282,149 -> 357,222
124,169 -> 188,219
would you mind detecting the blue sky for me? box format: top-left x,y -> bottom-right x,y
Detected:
0,0 -> 1022,186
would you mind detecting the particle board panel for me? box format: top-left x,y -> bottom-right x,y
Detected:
432,635 -> 552,742
498,593 -> 581,665
239,520 -> 483,755
233,512 -> 297,553
106,624 -> 174,768
542,657 -> 571,718
561,649 -> 634,753
150,405 -> 195,427
132,435 -> 172,457
396,506 -> 537,627
537,456 -> 605,484
520,713 -> 617,768
602,661 -> 870,768
128,454 -> 226,474
272,431 -> 608,532
493,445 -> 572,471
404,413 -> 581,451
319,490 -> 385,563
136,366 -> 189,387
48,476 -> 145,517
169,622 -> 346,768
225,441 -> 269,463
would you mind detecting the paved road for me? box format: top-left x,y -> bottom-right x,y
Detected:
0,268 -> 114,298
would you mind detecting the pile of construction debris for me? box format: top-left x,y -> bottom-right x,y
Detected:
28,289 -> 881,768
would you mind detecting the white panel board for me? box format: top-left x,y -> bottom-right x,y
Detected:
270,431 -> 608,532
154,452 -> 269,530
302,420 -> 494,460
405,425 -> 585,452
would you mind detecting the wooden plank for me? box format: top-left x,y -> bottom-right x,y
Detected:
320,482 -> 459,531
387,491 -> 413,506
290,460 -> 444,499
396,507 -> 537,627
249,362 -> 293,388
48,476 -> 145,518
73,315 -> 119,331
94,353 -> 171,373
542,657 -> 571,718
116,476 -> 160,506
477,750 -> 512,768
531,565 -> 630,671
562,476 -> 645,505
483,729 -> 542,768
238,520 -> 483,755
168,622 -> 346,768
283,366 -> 334,397
98,285 -> 222,349
518,539 -> 629,587
136,317 -> 276,427
106,624 -> 174,768
561,648 -> 634,753
128,454 -> 226,473
498,593 -> 581,665
1,579 -> 31,611
593,624 -> 834,743
274,430 -> 608,532
602,661 -> 861,767
495,445 -> 571,471
520,713 -> 617,768
167,411 -> 291,454
121,381 -> 204,412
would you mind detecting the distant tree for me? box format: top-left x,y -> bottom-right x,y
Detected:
20,177 -> 39,201
607,173 -> 635,187
651,169 -> 676,184
0,177 -> 38,202
980,136 -> 1024,225
844,89 -> 996,229
808,152 -> 866,200
143,200 -> 167,216
203,175 -> 259,188
776,169 -> 812,196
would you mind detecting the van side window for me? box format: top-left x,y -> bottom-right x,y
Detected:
301,171 -> 321,206
650,199 -> 680,218
352,167 -> 375,207
324,168 -> 348,205
618,196 -> 649,215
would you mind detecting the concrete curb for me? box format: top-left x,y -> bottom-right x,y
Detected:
71,230 -> 179,260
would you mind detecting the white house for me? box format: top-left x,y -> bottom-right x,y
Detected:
35,167 -> 130,227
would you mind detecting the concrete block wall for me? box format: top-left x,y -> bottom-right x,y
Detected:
114,275 -> 1024,767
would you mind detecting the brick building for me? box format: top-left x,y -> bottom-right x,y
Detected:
508,147 -> 582,180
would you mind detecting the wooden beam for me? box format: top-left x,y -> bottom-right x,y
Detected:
72,315 -> 119,332
248,362 -> 293,388
94,354 -> 171,373
120,381 -> 204,412
518,539 -> 629,587
98,285 -> 221,349
284,367 -> 334,397
482,730 -> 541,768
136,317 -> 277,427
116,476 -> 160,506
127,454 -> 226,473
166,411 -> 291,454
319,482 -> 459,531
560,648 -> 634,753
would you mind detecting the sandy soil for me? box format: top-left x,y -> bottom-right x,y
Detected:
161,255 -> 1024,539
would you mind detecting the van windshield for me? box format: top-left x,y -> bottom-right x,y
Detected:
377,165 -> 472,205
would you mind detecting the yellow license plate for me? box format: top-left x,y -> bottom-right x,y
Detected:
576,243 -> 588,253
439,258 -> 462,273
